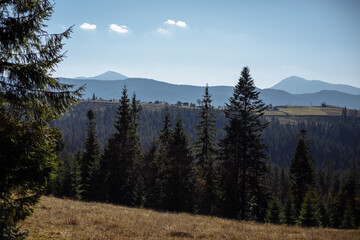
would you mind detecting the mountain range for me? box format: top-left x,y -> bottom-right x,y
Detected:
75,71 -> 128,81
271,76 -> 360,95
60,72 -> 360,108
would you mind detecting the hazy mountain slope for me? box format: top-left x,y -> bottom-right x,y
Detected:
75,71 -> 128,80
271,76 -> 360,95
60,77 -> 360,108
61,77 -> 234,106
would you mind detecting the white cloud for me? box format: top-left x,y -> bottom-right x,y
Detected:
157,28 -> 170,34
80,22 -> 96,30
109,24 -> 129,33
164,19 -> 187,28
175,21 -> 187,27
165,19 -> 176,25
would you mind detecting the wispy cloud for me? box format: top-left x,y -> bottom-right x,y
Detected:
175,21 -> 187,27
164,19 -> 187,28
80,22 -> 96,30
157,28 -> 171,34
165,19 -> 176,25
109,24 -> 129,33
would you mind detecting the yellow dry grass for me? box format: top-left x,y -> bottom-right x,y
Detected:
19,196 -> 360,240
278,106 -> 328,116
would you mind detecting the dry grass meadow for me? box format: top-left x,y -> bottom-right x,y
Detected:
19,196 -> 360,240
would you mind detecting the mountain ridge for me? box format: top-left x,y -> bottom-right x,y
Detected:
60,77 -> 360,108
271,76 -> 360,95
75,71 -> 128,81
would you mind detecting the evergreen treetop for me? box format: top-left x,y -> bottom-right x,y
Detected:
220,66 -> 268,220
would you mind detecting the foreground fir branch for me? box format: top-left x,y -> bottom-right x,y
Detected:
0,1 -> 82,239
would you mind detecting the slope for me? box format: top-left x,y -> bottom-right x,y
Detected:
19,196 -> 359,240
271,76 -> 360,95
61,77 -> 360,108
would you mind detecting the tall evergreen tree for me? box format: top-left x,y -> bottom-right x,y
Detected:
167,117 -> 195,212
219,67 -> 269,220
80,109 -> 100,200
0,1 -> 82,238
100,87 -> 141,205
193,85 -> 219,215
137,140 -> 160,209
289,129 -> 315,215
156,107 -> 173,210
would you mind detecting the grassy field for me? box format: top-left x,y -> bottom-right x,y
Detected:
264,106 -> 360,117
19,196 -> 360,240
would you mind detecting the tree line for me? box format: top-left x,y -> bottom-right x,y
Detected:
49,67 -> 360,229
52,100 -> 360,173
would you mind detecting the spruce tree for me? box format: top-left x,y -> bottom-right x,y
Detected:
156,107 -> 172,209
283,196 -> 297,225
101,87 -> 141,205
80,109 -> 100,200
0,1 -> 82,238
167,117 -> 195,212
138,140 -> 160,209
219,67 -> 268,220
193,85 -> 219,215
297,190 -> 321,227
266,199 -> 282,224
289,129 -> 315,215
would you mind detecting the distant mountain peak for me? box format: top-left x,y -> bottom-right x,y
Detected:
76,71 -> 128,81
271,76 -> 360,95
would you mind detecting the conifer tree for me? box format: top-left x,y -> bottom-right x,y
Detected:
0,1 -> 82,238
156,108 -> 173,210
80,109 -> 100,200
138,140 -> 160,209
101,87 -> 141,205
283,196 -> 297,225
70,153 -> 83,200
167,117 -> 195,212
193,85 -> 219,215
266,199 -> 282,224
297,190 -> 321,227
338,162 -> 360,228
289,129 -> 315,215
219,67 -> 269,220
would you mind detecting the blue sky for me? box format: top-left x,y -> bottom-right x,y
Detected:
48,0 -> 360,89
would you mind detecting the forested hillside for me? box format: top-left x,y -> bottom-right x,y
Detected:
52,100 -> 360,171
48,71 -> 360,230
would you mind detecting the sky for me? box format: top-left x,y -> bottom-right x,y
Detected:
48,0 -> 360,89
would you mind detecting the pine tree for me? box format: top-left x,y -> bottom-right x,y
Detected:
0,1 -> 82,238
193,85 -> 219,215
167,117 -> 195,212
297,190 -> 321,227
70,153 -> 83,200
289,129 -> 315,215
328,195 -> 343,228
138,140 -> 160,209
219,67 -> 269,220
80,109 -> 100,200
338,162 -> 360,228
100,87 -> 141,205
283,196 -> 297,225
156,107 -> 173,209
266,199 -> 282,224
